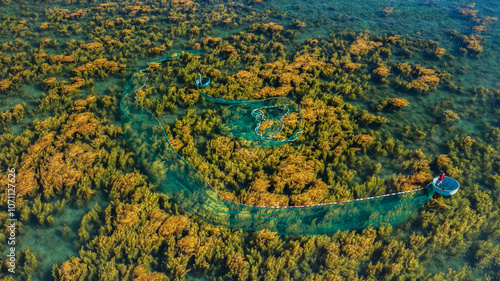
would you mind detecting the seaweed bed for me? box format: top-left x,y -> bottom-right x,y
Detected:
0,0 -> 499,280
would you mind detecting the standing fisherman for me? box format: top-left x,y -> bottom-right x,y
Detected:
196,73 -> 202,87
436,171 -> 445,187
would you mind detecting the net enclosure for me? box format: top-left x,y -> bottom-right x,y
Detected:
120,52 -> 435,235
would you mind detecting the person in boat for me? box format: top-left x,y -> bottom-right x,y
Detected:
196,73 -> 202,87
436,171 -> 445,187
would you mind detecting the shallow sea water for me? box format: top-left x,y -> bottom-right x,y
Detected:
278,0 -> 500,86
0,0 -> 499,280
19,193 -> 108,280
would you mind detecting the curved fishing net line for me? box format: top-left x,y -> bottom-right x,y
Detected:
120,52 -> 435,235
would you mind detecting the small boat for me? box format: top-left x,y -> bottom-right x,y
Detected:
195,76 -> 211,88
432,176 -> 460,196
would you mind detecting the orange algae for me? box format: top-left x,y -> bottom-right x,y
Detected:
434,47 -> 447,58
72,58 -> 125,76
243,190 -> 289,207
1,2 -> 498,280
52,55 -> 75,63
395,171 -> 433,192
0,79 -> 12,91
292,20 -> 306,29
40,38 -> 51,45
252,85 -> 293,99
290,180 -> 329,205
373,66 -> 391,77
39,22 -> 49,30
436,154 -> 451,168
343,62 -> 360,72
389,98 -> 410,109
55,257 -> 88,280
354,134 -> 375,147
272,154 -> 317,194
250,22 -> 285,35
81,42 -> 103,50
348,38 -> 383,55
132,265 -> 168,281
227,253 -> 250,280
382,7 -> 394,16
159,215 -> 189,236
172,0 -> 196,7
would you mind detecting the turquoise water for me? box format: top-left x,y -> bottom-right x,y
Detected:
1,192 -> 108,280
278,0 -> 500,87
0,0 -> 499,280
18,193 -> 108,280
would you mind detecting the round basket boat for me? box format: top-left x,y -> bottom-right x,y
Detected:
195,77 -> 211,88
432,176 -> 460,196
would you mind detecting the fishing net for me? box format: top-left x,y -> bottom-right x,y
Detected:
198,92 -> 304,146
120,52 -> 435,235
